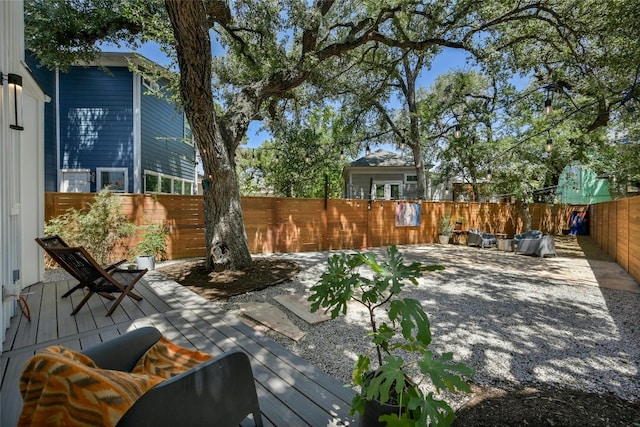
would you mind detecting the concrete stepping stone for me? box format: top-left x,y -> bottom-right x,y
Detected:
273,294 -> 332,324
238,302 -> 305,341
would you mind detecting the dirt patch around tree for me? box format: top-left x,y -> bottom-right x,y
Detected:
156,258 -> 300,301
156,242 -> 640,426
453,384 -> 640,426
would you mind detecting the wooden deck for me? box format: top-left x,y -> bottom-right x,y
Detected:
0,270 -> 356,426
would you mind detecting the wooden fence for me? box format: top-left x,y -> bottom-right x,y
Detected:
44,193 -> 580,260
589,196 -> 640,283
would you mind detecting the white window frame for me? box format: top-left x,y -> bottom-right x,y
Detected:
96,167 -> 128,193
373,180 -> 403,200
142,77 -> 160,92
183,115 -> 194,146
404,173 -> 418,184
60,169 -> 91,193
144,170 -> 193,195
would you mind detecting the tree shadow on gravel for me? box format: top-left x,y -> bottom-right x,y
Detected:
156,243 -> 640,427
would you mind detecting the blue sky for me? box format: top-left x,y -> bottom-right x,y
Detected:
101,42 -> 476,151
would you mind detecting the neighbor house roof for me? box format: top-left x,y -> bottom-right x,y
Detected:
347,149 -> 415,167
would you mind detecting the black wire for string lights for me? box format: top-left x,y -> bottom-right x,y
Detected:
484,98 -> 600,166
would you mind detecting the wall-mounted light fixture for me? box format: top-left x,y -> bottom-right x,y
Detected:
1,72 -> 24,130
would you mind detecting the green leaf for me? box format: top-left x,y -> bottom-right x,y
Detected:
350,393 -> 366,417
365,356 -> 408,404
417,351 -> 474,393
377,411 -> 415,427
388,298 -> 432,346
406,392 -> 456,426
372,323 -> 395,351
352,355 -> 370,386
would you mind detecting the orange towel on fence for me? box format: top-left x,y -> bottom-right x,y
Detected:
18,337 -> 212,427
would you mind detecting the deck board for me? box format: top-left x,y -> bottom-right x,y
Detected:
1,271 -> 356,427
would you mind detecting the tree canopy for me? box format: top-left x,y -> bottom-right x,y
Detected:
26,0 -> 640,269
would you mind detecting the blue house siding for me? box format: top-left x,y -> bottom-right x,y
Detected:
140,89 -> 194,182
59,66 -> 134,192
25,52 -> 57,191
27,52 -> 195,194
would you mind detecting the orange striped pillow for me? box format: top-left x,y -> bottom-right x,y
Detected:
132,337 -> 212,379
19,346 -> 163,427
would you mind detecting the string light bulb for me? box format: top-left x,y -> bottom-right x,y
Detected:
545,137 -> 553,152
487,168 -> 492,181
544,97 -> 553,115
454,124 -> 461,139
365,144 -> 371,156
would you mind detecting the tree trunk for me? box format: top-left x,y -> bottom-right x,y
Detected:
165,0 -> 252,270
403,55 -> 428,200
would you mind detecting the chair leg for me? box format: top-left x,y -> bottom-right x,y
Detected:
98,292 -> 116,300
127,290 -> 143,301
105,286 -> 136,317
61,283 -> 84,298
105,278 -> 144,316
71,291 -> 95,315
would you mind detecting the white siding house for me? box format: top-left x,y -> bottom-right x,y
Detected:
1,1 -> 48,346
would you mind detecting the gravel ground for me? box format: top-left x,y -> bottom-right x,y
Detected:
216,245 -> 640,409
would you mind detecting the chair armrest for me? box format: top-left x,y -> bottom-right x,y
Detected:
82,327 -> 162,372
117,350 -> 263,427
104,259 -> 127,272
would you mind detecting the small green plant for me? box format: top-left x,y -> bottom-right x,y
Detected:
132,224 -> 169,260
309,245 -> 473,426
44,189 -> 135,265
438,215 -> 454,236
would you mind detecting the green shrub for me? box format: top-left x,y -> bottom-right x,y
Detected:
44,189 -> 135,265
132,224 -> 169,260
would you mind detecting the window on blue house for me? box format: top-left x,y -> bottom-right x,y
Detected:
161,177 -> 172,193
97,168 -> 127,192
173,180 -> 183,194
144,170 -> 194,195
184,117 -> 194,146
142,77 -> 160,93
145,174 -> 159,192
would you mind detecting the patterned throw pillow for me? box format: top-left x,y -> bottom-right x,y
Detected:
132,336 -> 212,379
19,346 -> 163,427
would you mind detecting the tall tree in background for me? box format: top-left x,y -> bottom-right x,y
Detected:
428,70 -> 509,201
27,0 -> 622,270
239,106 -> 348,198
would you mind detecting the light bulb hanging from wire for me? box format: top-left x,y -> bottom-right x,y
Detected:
544,97 -> 553,115
365,144 -> 371,156
545,135 -> 553,152
487,168 -> 492,181
454,124 -> 461,139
